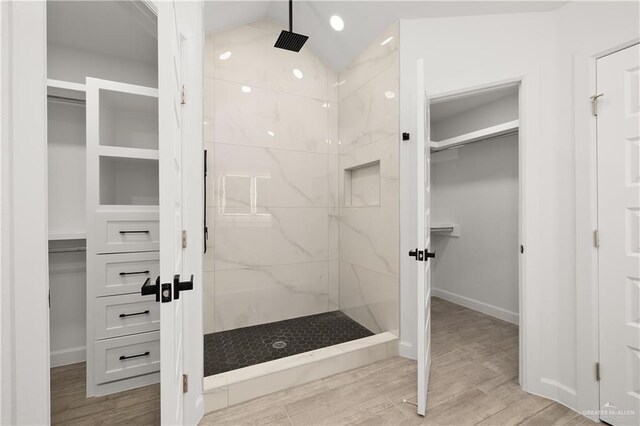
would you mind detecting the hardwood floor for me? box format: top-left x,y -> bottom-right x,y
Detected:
50,363 -> 160,425
51,298 -> 593,425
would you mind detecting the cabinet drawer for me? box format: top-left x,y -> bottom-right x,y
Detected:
94,332 -> 160,385
94,252 -> 159,296
94,293 -> 159,340
94,211 -> 159,254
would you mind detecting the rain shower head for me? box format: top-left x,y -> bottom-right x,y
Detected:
274,0 -> 308,52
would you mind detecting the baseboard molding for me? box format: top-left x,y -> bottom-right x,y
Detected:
51,346 -> 86,367
398,340 -> 416,360
432,288 -> 519,325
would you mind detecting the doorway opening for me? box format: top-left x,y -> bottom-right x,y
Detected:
46,1 -> 161,423
428,83 -> 522,401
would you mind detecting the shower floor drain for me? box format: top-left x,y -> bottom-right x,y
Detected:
271,340 -> 287,349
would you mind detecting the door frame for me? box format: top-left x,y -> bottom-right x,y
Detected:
425,76 -> 526,387
574,38 -> 640,421
0,0 -> 204,423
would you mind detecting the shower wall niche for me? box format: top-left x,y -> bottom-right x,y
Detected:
203,19 -> 400,341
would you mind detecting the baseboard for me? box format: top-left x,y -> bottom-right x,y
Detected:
432,288 -> 519,325
398,340 -> 416,360
50,346 -> 86,367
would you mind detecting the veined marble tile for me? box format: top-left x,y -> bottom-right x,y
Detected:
205,77 -> 215,144
339,261 -> 399,335
339,135 -> 399,208
328,154 -> 339,208
213,261 -> 330,332
327,102 -> 339,155
205,33 -> 215,79
203,271 -> 215,334
213,24 -> 271,90
328,207 -> 339,260
339,64 -> 399,154
213,144 -> 330,208
214,79 -> 329,154
214,207 -> 331,270
339,206 -> 399,277
205,142 -> 215,206
328,259 -> 339,311
214,21 -> 329,101
338,22 -> 399,101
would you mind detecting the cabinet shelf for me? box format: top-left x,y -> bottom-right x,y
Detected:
98,146 -> 159,161
49,232 -> 87,241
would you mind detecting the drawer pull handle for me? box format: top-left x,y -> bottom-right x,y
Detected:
119,310 -> 150,319
119,270 -> 150,276
119,230 -> 150,234
119,351 -> 150,361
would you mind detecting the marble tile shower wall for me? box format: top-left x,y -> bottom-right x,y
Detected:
204,20 -> 340,333
337,22 -> 400,335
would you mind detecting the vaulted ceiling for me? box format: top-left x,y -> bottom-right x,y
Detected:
204,1 -> 567,71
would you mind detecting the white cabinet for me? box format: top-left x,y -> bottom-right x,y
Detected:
86,78 -> 160,396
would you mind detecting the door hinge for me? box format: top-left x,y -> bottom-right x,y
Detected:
595,362 -> 601,381
593,229 -> 600,248
183,374 -> 188,393
590,93 -> 604,116
182,230 -> 187,248
181,85 -> 186,105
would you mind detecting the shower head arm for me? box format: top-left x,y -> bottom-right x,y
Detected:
289,0 -> 293,32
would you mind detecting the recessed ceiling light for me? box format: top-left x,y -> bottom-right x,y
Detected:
267,130 -> 275,137
293,68 -> 304,79
380,36 -> 393,46
241,85 -> 252,93
330,15 -> 344,31
384,91 -> 396,99
219,51 -> 232,60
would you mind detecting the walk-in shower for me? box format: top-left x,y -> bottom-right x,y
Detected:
202,15 -> 400,409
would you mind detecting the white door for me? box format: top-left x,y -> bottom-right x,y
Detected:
597,43 -> 640,426
415,58 -> 432,417
158,1 -> 204,424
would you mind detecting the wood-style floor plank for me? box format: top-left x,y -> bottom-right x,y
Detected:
51,298 -> 594,425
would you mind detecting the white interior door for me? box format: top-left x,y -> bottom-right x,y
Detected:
415,58 -> 432,417
597,43 -> 640,426
158,1 -> 204,424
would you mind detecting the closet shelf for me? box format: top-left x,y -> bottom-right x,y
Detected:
430,119 -> 519,152
430,224 -> 460,237
47,79 -> 87,102
98,145 -> 159,161
49,232 -> 87,241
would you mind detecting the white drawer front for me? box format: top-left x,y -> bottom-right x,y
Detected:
94,332 -> 160,385
94,252 -> 159,296
94,211 -> 159,254
94,293 -> 159,340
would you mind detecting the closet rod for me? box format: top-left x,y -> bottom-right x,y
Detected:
431,129 -> 519,153
49,247 -> 86,253
47,94 -> 86,105
431,226 -> 454,232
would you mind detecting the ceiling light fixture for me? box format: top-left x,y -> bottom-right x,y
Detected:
293,68 -> 304,79
241,85 -> 252,93
385,91 -> 396,99
380,36 -> 393,46
219,51 -> 232,60
330,15 -> 344,31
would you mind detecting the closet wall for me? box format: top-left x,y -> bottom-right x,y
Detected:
337,23 -> 400,335
431,135 -> 519,322
204,20 -> 340,334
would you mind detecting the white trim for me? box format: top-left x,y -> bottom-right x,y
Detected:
432,288 -> 519,325
50,346 -> 86,368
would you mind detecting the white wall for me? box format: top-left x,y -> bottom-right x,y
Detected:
48,43 -> 157,88
399,1 -> 639,415
431,135 -> 519,323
